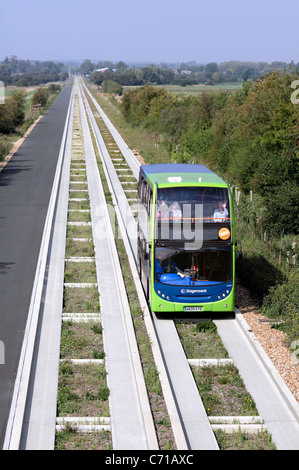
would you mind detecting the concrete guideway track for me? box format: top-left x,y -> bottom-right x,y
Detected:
77,82 -> 158,450
0,86 -> 73,449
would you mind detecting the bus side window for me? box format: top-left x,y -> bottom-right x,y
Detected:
138,174 -> 143,200
148,188 -> 152,215
145,184 -> 152,215
140,177 -> 147,206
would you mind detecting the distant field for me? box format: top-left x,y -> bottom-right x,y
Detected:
123,82 -> 243,96
154,82 -> 243,95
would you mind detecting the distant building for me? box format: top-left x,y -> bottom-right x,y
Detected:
94,67 -> 109,73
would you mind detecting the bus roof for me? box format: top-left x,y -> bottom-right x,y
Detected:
140,164 -> 227,187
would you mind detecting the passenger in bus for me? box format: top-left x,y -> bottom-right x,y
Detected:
170,202 -> 182,221
213,201 -> 228,222
157,200 -> 169,220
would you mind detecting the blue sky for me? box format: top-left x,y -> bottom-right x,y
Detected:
1,0 -> 298,63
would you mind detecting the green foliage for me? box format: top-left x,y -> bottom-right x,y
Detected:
264,182 -> 299,234
262,271 -> 299,345
101,80 -> 123,95
32,87 -> 49,107
195,320 -> 216,333
237,254 -> 285,302
8,90 -> 26,126
0,89 -> 26,133
120,71 -> 299,236
0,56 -> 68,86
121,86 -> 174,130
0,136 -> 12,160
262,271 -> 299,317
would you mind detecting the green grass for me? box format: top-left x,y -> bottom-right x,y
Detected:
175,320 -> 229,358
63,286 -> 100,313
192,364 -> 258,416
214,429 -> 276,450
55,427 -> 112,450
57,362 -> 109,416
60,321 -> 103,360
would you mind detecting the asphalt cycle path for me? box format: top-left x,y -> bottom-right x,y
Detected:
0,85 -> 72,448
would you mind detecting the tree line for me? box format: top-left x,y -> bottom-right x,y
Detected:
120,70 -> 299,236
0,56 -> 68,86
78,58 -> 299,87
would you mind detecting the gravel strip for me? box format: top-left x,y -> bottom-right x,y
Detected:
236,282 -> 299,402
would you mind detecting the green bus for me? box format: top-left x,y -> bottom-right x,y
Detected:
137,163 -> 235,314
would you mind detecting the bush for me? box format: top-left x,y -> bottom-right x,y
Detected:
101,80 -> 123,95
0,105 -> 15,133
263,182 -> 299,235
0,136 -> 12,160
7,90 -> 26,126
262,271 -> 299,345
32,87 -> 49,107
262,271 -> 299,317
0,90 -> 26,133
236,254 -> 285,303
196,320 -> 216,332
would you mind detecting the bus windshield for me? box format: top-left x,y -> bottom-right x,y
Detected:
155,245 -> 232,285
156,186 -> 230,223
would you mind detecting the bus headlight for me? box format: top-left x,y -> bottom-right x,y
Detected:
216,289 -> 231,301
156,288 -> 172,302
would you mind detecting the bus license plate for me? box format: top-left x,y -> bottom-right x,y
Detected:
184,306 -> 203,312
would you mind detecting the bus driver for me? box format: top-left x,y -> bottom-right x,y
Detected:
213,201 -> 228,222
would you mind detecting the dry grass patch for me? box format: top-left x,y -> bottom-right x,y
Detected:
65,238 -> 94,257
63,286 -> 100,313
192,364 -> 258,416
64,261 -> 97,283
57,362 -> 109,416
66,224 -> 92,239
175,320 -> 229,358
68,211 -> 91,222
60,321 -> 103,359
55,428 -> 112,450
